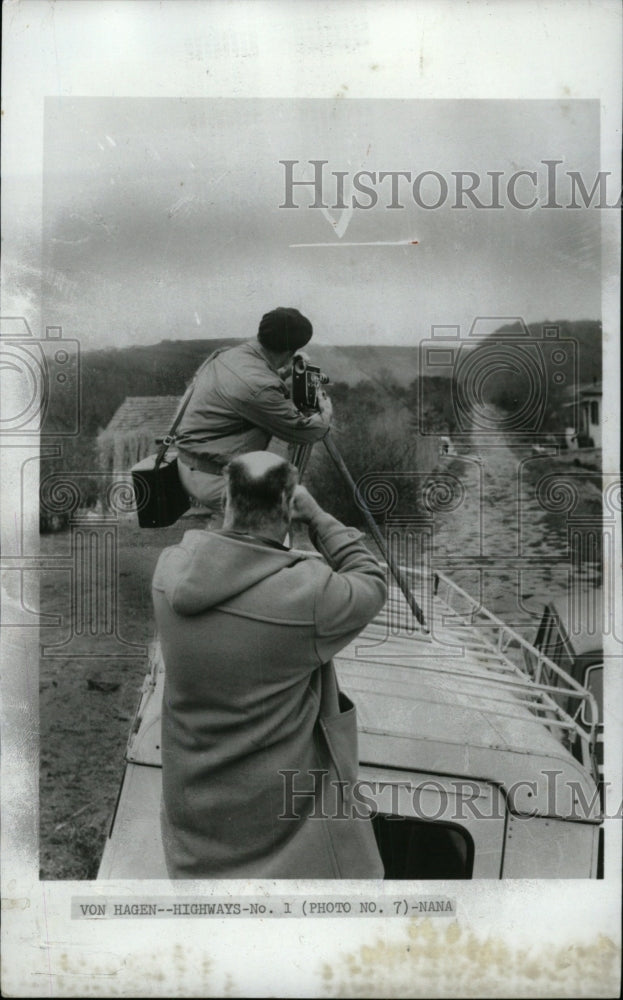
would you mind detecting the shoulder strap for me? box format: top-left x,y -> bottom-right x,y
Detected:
154,349 -> 222,468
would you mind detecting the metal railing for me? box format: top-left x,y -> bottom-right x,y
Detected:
370,564 -> 600,782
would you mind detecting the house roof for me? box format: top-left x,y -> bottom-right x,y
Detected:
104,396 -> 182,435
561,380 -> 602,403
578,381 -> 602,398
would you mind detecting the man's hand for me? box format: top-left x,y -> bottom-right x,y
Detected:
290,484 -> 324,524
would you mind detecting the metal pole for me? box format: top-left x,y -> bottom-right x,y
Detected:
291,443 -> 312,478
322,433 -> 427,630
296,443 -> 313,479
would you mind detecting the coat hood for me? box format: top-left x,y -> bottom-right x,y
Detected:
152,529 -> 312,616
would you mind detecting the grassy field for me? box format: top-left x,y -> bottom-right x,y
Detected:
40,514 -> 203,879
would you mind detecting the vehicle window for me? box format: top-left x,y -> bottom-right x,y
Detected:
581,663 -> 603,727
372,814 -> 474,879
547,632 -> 575,674
527,613 -> 551,674
537,614 -> 562,662
538,614 -> 555,652
537,613 -> 575,681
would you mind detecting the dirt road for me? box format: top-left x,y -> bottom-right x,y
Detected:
431,412 -> 601,630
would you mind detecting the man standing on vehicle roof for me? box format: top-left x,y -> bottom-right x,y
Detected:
153,450 -> 386,879
175,306 -> 332,512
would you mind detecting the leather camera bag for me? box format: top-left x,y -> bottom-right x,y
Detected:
131,354 -> 217,528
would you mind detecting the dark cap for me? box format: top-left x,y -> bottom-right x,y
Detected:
257,307 -> 313,354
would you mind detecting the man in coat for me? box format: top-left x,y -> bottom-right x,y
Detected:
153,450 -> 386,878
175,306 -> 332,511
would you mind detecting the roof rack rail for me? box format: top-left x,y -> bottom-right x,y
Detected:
372,563 -> 600,783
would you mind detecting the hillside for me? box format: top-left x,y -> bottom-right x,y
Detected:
51,339 -> 423,437
486,319 -> 600,380
461,319 -> 601,390
454,319 -> 602,433
44,318 -> 601,441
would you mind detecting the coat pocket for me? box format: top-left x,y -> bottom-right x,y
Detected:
318,693 -> 384,878
319,691 -> 359,790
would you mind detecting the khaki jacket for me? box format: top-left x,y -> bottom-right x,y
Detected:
175,340 -> 328,470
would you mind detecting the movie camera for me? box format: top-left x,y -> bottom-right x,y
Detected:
291,354 -> 330,411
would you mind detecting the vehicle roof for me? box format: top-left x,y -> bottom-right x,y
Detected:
128,585 -> 601,822
334,605 -> 600,820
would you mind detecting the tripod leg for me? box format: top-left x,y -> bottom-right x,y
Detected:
291,443 -> 313,479
297,444 -> 313,479
322,433 -> 427,630
286,443 -> 314,548
290,443 -> 303,469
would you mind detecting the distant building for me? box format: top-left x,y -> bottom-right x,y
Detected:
97,396 -> 182,475
561,380 -> 601,449
577,381 -> 602,449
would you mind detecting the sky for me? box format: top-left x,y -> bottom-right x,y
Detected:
8,97 -> 595,350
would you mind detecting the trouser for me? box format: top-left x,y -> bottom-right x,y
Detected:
177,459 -> 225,513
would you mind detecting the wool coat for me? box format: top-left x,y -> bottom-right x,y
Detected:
152,510 -> 387,878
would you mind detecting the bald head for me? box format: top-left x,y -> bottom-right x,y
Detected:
223,452 -> 298,537
232,451 -> 287,479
